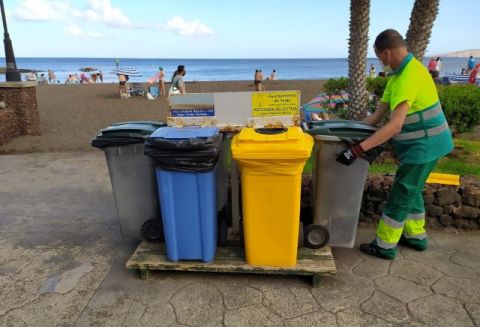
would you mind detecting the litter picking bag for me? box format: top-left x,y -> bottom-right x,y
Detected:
144,128 -> 223,173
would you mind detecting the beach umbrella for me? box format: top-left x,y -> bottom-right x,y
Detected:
111,66 -> 142,76
302,92 -> 350,122
302,92 -> 350,111
79,67 -> 98,72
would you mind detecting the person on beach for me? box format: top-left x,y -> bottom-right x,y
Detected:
48,70 -> 55,84
270,69 -> 278,80
39,74 -> 48,85
169,65 -> 186,95
336,29 -> 453,260
434,57 -> 442,73
26,72 -> 36,81
159,67 -> 166,95
99,70 -> 103,83
427,57 -> 436,74
118,74 -> 129,97
467,56 -> 475,74
369,64 -> 376,78
468,64 -> 480,84
253,70 -> 261,91
254,70 -> 264,91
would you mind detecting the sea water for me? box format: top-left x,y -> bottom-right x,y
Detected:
0,57 -> 472,83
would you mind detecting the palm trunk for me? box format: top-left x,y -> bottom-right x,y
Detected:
348,0 -> 371,120
406,0 -> 440,60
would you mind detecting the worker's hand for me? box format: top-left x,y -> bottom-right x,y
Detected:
336,144 -> 365,166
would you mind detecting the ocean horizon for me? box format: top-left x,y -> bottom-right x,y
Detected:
0,57 -> 472,83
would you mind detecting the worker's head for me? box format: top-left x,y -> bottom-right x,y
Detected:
374,29 -> 408,71
470,56 -> 473,59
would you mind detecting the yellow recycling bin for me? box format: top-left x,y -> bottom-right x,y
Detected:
231,127 -> 313,267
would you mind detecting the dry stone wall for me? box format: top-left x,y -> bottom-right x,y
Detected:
301,174 -> 480,230
0,83 -> 40,146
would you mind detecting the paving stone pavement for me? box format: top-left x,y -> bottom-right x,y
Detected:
0,151 -> 479,327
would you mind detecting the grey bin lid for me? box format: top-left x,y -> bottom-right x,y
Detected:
304,120 -> 377,140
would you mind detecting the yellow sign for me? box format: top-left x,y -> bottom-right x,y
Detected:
252,91 -> 300,117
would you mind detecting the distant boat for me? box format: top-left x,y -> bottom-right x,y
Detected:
444,73 -> 480,85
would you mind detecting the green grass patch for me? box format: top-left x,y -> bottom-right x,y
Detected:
369,138 -> 480,177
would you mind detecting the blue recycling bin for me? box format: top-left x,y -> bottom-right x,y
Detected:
145,127 -> 222,262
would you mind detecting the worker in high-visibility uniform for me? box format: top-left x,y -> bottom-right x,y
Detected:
336,29 -> 454,260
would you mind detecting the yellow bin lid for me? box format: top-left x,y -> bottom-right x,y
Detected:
231,126 -> 313,160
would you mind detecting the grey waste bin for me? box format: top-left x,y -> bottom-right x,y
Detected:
92,121 -> 166,241
304,120 -> 378,248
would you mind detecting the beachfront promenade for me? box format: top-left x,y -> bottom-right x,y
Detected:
0,151 -> 479,326
0,83 -> 479,326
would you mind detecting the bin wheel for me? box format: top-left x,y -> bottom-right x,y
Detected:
298,222 -> 304,248
141,219 -> 164,243
304,224 -> 329,249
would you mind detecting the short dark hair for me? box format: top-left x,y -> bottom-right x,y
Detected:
374,29 -> 406,51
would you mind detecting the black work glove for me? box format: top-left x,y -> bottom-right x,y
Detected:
336,144 -> 365,166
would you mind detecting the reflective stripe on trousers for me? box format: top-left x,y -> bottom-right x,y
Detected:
376,214 -> 404,249
404,212 -> 427,240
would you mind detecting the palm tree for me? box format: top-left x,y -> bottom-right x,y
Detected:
348,0 -> 371,120
405,0 -> 440,60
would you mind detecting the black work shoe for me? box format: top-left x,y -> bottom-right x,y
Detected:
359,242 -> 395,260
399,235 -> 428,251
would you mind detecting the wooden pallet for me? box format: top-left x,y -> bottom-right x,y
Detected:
126,241 -> 336,287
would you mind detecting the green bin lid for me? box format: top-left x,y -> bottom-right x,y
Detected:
100,121 -> 167,137
304,120 -> 377,138
91,121 -> 167,149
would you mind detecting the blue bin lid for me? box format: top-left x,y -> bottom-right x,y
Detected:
150,127 -> 219,139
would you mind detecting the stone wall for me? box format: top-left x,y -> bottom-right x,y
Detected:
0,82 -> 40,146
301,174 -> 480,230
360,175 -> 480,230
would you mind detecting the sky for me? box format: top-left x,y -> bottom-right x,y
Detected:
3,0 -> 479,58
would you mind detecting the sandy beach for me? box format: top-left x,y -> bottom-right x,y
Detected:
0,80 -> 326,153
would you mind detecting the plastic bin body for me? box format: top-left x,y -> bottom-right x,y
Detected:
305,121 -> 376,248
215,134 -> 232,212
92,121 -> 165,241
311,136 -> 369,247
146,127 -> 221,263
105,144 -> 159,240
231,127 -> 313,267
156,168 -> 217,262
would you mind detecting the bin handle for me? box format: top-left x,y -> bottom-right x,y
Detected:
255,128 -> 287,135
